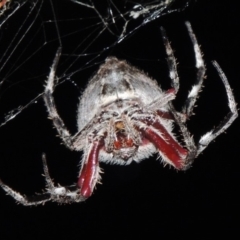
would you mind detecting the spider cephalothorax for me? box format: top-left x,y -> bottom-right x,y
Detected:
0,22 -> 237,205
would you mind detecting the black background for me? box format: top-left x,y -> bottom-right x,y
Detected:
0,0 -> 240,239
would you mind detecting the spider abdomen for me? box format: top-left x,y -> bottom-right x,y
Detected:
77,57 -> 165,131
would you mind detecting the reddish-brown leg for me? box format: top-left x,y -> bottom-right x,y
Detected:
152,121 -> 188,157
141,123 -> 188,169
77,140 -> 103,198
156,110 -> 174,120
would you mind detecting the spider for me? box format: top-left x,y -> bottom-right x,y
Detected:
0,22 -> 237,205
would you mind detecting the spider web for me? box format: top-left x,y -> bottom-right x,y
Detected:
0,0 -> 190,128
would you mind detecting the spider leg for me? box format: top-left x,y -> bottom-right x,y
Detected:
170,61 -> 238,168
77,139 -> 104,198
169,103 -> 197,169
40,154 -> 86,203
196,61 -> 238,156
136,119 -> 188,169
44,47 -> 75,150
0,178 -> 51,206
161,22 -> 206,121
182,21 -> 206,118
0,154 -> 86,205
161,23 -> 236,169
160,26 -> 179,93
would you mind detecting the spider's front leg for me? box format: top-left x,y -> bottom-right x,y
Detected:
134,115 -> 188,169
77,139 -> 104,198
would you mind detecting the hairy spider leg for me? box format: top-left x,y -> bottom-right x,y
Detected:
161,22 -> 206,120
77,140 -> 104,198
159,22 -> 204,168
160,27 -> 180,93
161,22 -> 237,168
182,22 -> 205,118
197,61 -> 238,155
140,119 -> 188,169
44,47 -> 75,150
